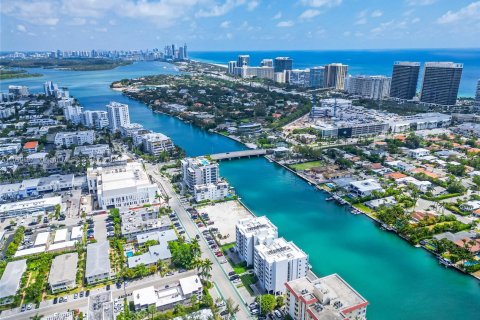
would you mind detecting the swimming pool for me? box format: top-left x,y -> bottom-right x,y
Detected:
126,250 -> 133,258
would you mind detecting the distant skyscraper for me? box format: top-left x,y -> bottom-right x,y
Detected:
237,55 -> 250,67
183,43 -> 188,59
420,62 -> 463,106
389,62 -> 420,100
475,80 -> 480,108
347,75 -> 391,100
324,63 -> 348,90
261,59 -> 273,67
107,101 -> 130,132
228,61 -> 237,75
309,67 -> 325,88
274,57 -> 293,73
44,81 -> 58,97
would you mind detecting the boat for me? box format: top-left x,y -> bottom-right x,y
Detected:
351,209 -> 361,215
439,257 -> 452,267
326,196 -> 334,201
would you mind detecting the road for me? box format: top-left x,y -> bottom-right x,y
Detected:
146,163 -> 253,320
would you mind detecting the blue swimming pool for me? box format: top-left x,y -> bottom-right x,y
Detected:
126,251 -> 133,258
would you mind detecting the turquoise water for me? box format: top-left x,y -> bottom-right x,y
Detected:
1,61 -> 479,319
190,49 -> 480,97
126,251 -> 133,258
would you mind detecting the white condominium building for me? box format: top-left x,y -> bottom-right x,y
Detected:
181,157 -> 219,191
254,237 -> 308,295
63,104 -> 83,125
193,181 -> 229,203
87,162 -> 159,210
85,241 -> 111,284
346,75 -> 391,100
285,274 -> 368,320
136,132 -> 174,156
107,101 -> 130,132
236,216 -> 278,266
82,110 -> 109,129
54,131 -> 95,147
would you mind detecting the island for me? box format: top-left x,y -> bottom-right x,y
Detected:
0,68 -> 42,80
0,58 -> 132,71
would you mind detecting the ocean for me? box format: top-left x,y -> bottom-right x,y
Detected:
189,49 -> 480,97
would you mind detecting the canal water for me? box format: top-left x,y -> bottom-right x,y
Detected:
1,61 -> 478,319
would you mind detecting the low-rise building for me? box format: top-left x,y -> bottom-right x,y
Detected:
132,275 -> 202,311
407,148 -> 430,159
74,144 -> 111,158
460,200 -> 480,212
0,143 -> 21,156
349,179 -> 383,197
0,196 -> 62,218
54,131 -> 95,147
87,162 -> 159,210
48,253 -> 78,293
254,237 -> 308,294
23,141 -> 38,154
236,216 -> 278,266
0,259 -> 27,305
237,122 -> 262,135
193,182 -> 229,202
121,207 -> 171,240
85,241 -> 111,284
285,273 -> 368,320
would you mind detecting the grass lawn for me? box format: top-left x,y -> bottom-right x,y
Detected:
240,274 -> 257,295
221,242 -> 236,254
288,161 -> 323,171
353,203 -> 374,214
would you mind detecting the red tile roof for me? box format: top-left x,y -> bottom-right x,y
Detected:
23,141 -> 38,149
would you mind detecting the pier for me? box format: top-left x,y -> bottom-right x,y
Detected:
209,149 -> 268,161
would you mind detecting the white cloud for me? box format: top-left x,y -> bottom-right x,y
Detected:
67,17 -> 87,25
196,0 -> 246,17
301,0 -> 342,8
16,24 -> 27,32
355,17 -> 367,25
273,11 -> 282,19
406,0 -> 436,6
220,20 -> 231,28
299,9 -> 321,20
1,1 -> 60,25
247,0 -> 259,11
276,20 -> 294,27
437,1 -> 480,24
371,10 -> 383,18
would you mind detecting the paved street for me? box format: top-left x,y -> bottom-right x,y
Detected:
146,163 -> 254,319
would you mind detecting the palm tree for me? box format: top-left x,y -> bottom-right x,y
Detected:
157,260 -> 168,277
225,298 -> 239,320
30,314 -> 43,320
199,259 -> 213,281
147,305 -> 156,319
190,238 -> 201,258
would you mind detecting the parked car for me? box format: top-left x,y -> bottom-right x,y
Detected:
74,293 -> 78,299
79,291 -> 84,298
53,297 -> 58,304
20,304 -> 26,312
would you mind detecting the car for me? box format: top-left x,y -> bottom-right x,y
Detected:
74,293 -> 78,299
106,284 -> 111,291
251,309 -> 259,315
63,297 -> 68,302
167,271 -> 174,276
216,301 -> 226,308
228,271 -> 236,276
53,297 -> 58,304
86,290 -> 90,297
274,310 -> 283,318
179,268 -> 186,273
79,291 -> 84,298
195,234 -> 200,239
59,297 -> 64,303
220,259 -> 227,264
220,310 -> 229,316
249,302 -> 258,309
116,282 -> 122,289
20,304 -> 26,312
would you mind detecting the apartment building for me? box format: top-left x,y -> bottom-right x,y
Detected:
85,241 -> 111,284
74,144 -> 111,158
254,237 -> 308,294
48,253 -> 78,293
136,132 -> 175,156
181,157 -> 219,191
107,101 -> 130,132
236,216 -> 278,266
54,131 -> 95,147
87,162 -> 159,210
193,182 -> 229,202
285,274 -> 368,320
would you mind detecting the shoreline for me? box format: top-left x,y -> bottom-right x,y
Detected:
264,155 -> 479,281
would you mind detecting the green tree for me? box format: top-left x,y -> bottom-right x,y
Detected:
225,298 -> 240,319
256,294 -> 276,315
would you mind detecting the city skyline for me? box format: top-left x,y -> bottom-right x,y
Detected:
1,0 -> 480,51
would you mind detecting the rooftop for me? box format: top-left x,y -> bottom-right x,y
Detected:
48,253 -> 78,286
255,237 -> 307,263
0,259 -> 27,299
85,241 -> 111,278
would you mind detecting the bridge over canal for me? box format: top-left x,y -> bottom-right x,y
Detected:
209,149 -> 268,161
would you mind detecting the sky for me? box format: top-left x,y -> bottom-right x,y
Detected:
1,0 -> 479,51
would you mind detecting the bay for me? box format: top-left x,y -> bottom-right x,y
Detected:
1,61 -> 479,319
